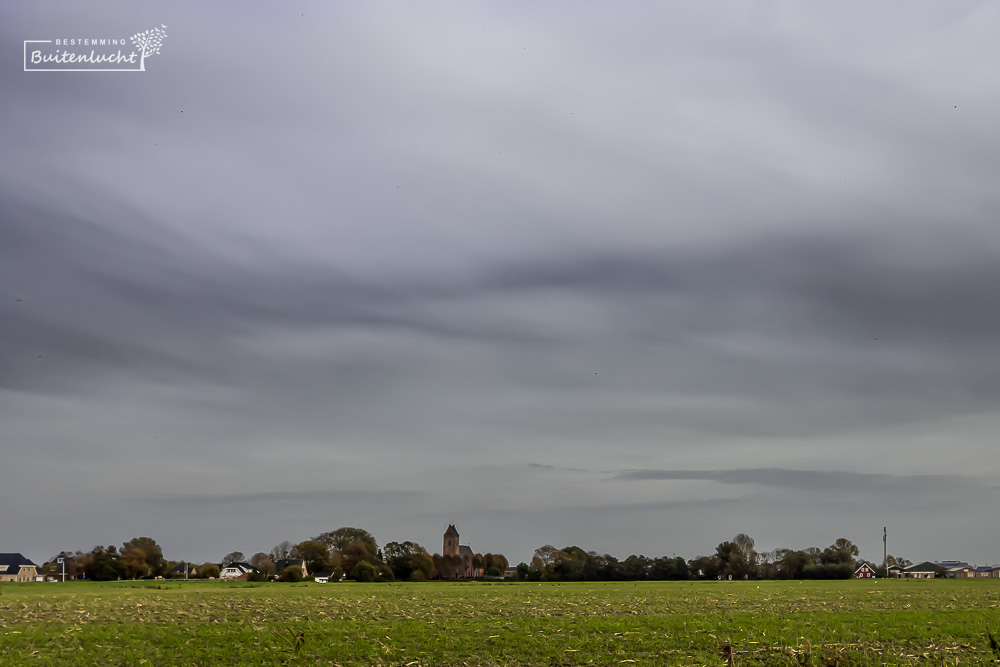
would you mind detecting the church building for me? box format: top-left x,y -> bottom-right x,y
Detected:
442,524 -> 482,579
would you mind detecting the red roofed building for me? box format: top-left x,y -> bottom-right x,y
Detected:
854,563 -> 876,579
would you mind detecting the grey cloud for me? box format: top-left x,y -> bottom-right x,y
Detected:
137,489 -> 424,507
615,467 -> 974,493
2,0 -> 999,566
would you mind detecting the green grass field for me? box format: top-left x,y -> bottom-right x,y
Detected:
2,579 -> 1000,665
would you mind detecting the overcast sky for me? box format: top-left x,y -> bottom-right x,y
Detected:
3,1 -> 1000,568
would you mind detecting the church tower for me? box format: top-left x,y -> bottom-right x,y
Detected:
443,524 -> 460,557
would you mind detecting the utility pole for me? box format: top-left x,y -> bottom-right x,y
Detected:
883,527 -> 887,579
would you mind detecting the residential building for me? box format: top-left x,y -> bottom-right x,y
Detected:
899,562 -> 940,579
219,562 -> 258,580
854,563 -> 876,579
0,553 -> 39,582
169,562 -> 198,578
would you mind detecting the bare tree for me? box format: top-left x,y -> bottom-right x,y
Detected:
269,541 -> 294,561
222,551 -> 245,565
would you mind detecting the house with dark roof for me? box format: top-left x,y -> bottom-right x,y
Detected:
219,562 -> 258,580
169,562 -> 198,578
936,560 -> 972,570
899,562 -> 941,579
0,553 -> 40,582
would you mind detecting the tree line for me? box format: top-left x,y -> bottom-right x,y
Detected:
43,528 -> 508,582
518,534 -> 909,582
44,530 -> 905,583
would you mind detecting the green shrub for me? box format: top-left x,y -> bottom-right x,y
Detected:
802,563 -> 853,579
351,561 -> 377,582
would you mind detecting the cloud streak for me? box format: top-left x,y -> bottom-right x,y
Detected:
1,0 -> 999,566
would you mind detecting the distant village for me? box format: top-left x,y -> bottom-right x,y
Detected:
2,528 -> 998,584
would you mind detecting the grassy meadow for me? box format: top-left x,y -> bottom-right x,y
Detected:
2,579 -> 1000,665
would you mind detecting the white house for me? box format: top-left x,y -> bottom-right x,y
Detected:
219,562 -> 258,580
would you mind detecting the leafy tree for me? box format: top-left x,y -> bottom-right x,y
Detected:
773,549 -> 812,579
688,554 -> 722,579
436,554 -> 464,579
278,565 -> 303,582
376,563 -> 395,581
586,553 -> 623,580
730,533 -> 759,579
803,562 -> 853,579
516,562 -> 529,581
250,552 -> 275,576
484,553 -> 509,573
326,551 -> 344,578
315,527 -> 378,559
293,540 -> 332,574
123,547 -> 150,579
833,537 -> 859,557
122,537 -> 165,577
351,560 -> 377,582
222,551 -> 246,565
341,541 -> 373,575
411,552 -> 434,579
83,546 -> 126,581
711,534 -> 758,579
533,545 -> 559,567
651,556 -> 688,580
820,538 -> 859,566
486,566 -> 501,577
384,541 -> 431,581
544,546 -> 589,581
199,563 -> 220,579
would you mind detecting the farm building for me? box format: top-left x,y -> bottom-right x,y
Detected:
898,562 -> 940,579
854,563 -> 876,579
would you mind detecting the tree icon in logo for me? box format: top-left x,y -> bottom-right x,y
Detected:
130,24 -> 168,71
